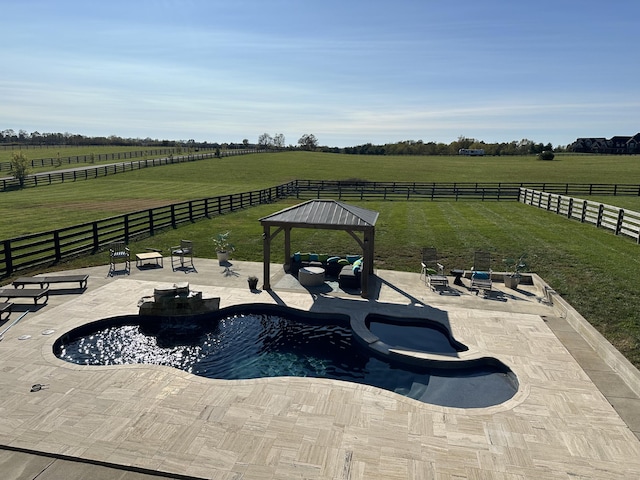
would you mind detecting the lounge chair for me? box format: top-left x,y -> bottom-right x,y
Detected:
470,250 -> 492,294
13,274 -> 89,289
171,240 -> 195,271
109,241 -> 130,275
420,247 -> 449,291
0,288 -> 49,305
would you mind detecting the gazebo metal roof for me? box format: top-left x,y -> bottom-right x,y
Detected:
259,199 -> 379,228
259,199 -> 379,298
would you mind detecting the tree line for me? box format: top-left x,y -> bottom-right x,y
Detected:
3,129 -> 563,156
327,137 -> 564,156
0,129 -> 217,148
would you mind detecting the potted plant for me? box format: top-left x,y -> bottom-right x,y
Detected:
502,253 -> 527,289
248,275 -> 259,290
212,231 -> 234,264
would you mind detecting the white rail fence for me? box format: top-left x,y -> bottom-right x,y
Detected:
519,188 -> 640,243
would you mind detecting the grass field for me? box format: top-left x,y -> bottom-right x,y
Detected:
1,151 -> 639,367
0,145 -> 199,175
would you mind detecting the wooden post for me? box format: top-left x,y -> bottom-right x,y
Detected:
596,204 -> 604,227
54,231 -> 61,262
615,209 -> 624,235
262,226 -> 271,290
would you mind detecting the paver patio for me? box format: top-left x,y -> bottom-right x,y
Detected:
0,259 -> 638,479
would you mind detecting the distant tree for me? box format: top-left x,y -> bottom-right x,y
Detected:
538,150 -> 555,160
258,133 -> 273,149
242,139 -> 249,147
298,133 -> 318,151
10,151 -> 30,187
273,133 -> 285,149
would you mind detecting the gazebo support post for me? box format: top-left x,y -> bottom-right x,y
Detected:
283,227 -> 291,271
262,226 -> 271,290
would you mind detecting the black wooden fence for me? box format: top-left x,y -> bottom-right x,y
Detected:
0,147 -> 199,171
0,182 -> 296,278
291,180 -> 640,201
3,180 -> 640,278
0,149 -> 258,191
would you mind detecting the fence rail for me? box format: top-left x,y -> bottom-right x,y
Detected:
519,188 -> 640,243
0,147 -> 199,171
3,180 -> 640,278
0,149 -> 258,191
292,180 -> 640,201
0,182 -> 297,278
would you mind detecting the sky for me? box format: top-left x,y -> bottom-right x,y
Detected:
1,0 -> 639,148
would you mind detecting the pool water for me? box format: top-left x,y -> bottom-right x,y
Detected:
54,312 -> 518,408
367,316 -> 468,355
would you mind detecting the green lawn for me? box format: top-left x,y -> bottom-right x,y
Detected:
0,145 -> 155,162
0,145 -> 212,175
2,151 -> 639,368
3,152 -> 640,236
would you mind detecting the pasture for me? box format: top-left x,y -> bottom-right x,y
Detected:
1,151 -> 639,367
0,145 -> 193,175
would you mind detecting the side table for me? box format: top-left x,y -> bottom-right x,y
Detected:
450,269 -> 465,286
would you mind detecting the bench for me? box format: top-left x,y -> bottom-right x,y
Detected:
0,288 -> 49,305
0,302 -> 12,321
13,274 -> 89,289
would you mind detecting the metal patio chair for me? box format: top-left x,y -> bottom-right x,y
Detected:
171,240 -> 195,272
109,240 -> 130,275
470,250 -> 492,294
420,247 -> 449,291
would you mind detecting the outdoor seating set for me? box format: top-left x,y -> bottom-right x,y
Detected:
421,248 -> 494,295
108,240 -> 194,275
290,252 -> 363,289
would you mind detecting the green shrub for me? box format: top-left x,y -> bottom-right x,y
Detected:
538,150 -> 555,160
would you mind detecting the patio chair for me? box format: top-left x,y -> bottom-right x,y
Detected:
171,240 -> 195,271
109,241 -> 130,275
420,247 -> 449,290
470,250 -> 492,294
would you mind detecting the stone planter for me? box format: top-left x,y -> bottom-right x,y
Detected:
216,251 -> 229,264
504,274 -> 520,289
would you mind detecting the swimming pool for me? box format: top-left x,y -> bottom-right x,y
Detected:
53,304 -> 518,408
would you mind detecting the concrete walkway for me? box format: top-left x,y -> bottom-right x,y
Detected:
0,259 -> 639,479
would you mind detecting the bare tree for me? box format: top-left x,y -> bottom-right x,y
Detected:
273,133 -> 285,149
258,133 -> 273,149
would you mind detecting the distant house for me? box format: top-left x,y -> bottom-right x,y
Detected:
571,133 -> 640,154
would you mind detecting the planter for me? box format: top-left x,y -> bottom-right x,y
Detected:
248,277 -> 259,290
503,274 -> 520,289
216,251 -> 229,264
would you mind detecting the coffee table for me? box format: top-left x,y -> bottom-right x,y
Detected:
298,266 -> 325,287
135,251 -> 164,268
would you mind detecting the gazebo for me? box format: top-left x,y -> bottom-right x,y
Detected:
259,199 -> 379,298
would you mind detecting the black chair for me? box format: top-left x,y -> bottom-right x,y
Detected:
420,247 -> 449,291
109,241 -> 130,275
171,240 -> 194,271
470,250 -> 492,294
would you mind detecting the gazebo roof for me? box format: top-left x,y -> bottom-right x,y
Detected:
259,199 -> 378,229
